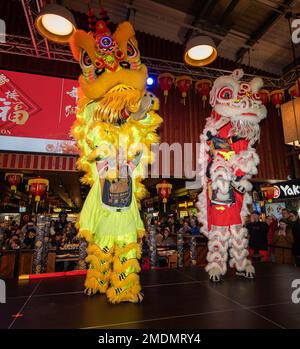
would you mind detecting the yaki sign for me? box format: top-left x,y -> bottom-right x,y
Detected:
271,180 -> 300,200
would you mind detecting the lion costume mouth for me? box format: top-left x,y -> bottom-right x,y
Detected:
94,84 -> 143,124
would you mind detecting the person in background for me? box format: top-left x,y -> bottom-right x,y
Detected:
52,234 -> 63,249
266,215 -> 277,262
64,222 -> 76,243
5,234 -> 19,250
273,219 -> 294,264
55,212 -> 68,234
23,229 -> 36,249
289,210 -> 300,267
49,220 -> 56,237
156,228 -> 163,245
21,218 -> 38,236
190,218 -> 200,265
281,208 -> 291,227
10,239 -> 21,250
0,228 -> 4,249
179,221 -> 191,235
167,216 -> 176,235
246,211 -> 269,262
161,227 -> 175,247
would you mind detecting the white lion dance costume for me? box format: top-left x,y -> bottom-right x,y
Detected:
197,69 -> 267,282
70,19 -> 162,303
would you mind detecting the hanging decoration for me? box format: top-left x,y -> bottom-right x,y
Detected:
175,75 -> 193,105
195,79 -> 212,108
270,90 -> 284,114
28,177 -> 49,212
5,173 -> 23,193
156,180 -> 172,212
259,89 -> 269,106
288,80 -> 300,98
158,73 -> 175,103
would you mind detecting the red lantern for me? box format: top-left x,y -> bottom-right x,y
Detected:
195,79 -> 212,108
259,89 -> 269,106
261,185 -> 275,203
288,83 -> 300,98
156,180 -> 172,212
5,173 -> 23,193
175,75 -> 193,105
28,177 -> 49,211
270,90 -> 284,114
158,73 -> 175,103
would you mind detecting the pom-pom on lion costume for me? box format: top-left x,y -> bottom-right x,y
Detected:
197,69 -> 267,282
70,20 -> 162,303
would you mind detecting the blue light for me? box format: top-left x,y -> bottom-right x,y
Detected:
147,76 -> 155,86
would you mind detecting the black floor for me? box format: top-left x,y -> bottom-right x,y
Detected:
1,263 -> 300,329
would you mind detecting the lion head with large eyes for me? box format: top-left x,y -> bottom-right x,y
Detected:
70,20 -> 148,123
210,69 -> 267,124
210,69 -> 267,143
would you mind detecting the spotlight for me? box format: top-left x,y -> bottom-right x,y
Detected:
147,76 -> 155,87
36,4 -> 76,43
184,36 -> 217,67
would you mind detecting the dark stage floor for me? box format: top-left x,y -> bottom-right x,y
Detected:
1,263 -> 300,329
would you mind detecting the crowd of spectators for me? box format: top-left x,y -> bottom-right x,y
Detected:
146,214 -> 203,243
1,207 -> 299,268
246,208 -> 300,266
141,213 -> 206,267
0,212 -> 79,252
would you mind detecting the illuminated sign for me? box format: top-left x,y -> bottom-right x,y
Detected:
0,69 -> 79,154
269,180 -> 300,200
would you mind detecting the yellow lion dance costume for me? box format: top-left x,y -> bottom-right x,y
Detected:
70,20 -> 162,303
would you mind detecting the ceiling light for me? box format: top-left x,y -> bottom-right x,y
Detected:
184,36 -> 217,67
36,4 -> 76,43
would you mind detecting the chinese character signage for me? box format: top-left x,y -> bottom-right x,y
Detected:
0,69 -> 79,154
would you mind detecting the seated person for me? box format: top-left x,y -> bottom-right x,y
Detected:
160,227 -> 175,247
23,229 -> 36,249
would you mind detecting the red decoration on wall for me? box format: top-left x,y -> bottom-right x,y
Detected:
156,180 -> 172,212
270,90 -> 284,114
175,75 -> 193,105
259,89 -> 269,106
288,81 -> 300,98
28,177 -> 49,211
158,73 -> 175,103
5,172 -> 23,192
195,79 -> 212,108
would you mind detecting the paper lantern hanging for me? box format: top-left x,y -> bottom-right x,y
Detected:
28,177 -> 49,212
5,173 -> 23,193
270,90 -> 284,115
288,81 -> 300,98
156,180 -> 172,212
195,79 -> 212,108
259,89 -> 269,106
175,75 -> 193,105
158,73 -> 175,103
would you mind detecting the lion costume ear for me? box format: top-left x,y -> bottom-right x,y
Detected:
69,30 -> 97,62
250,77 -> 264,93
113,21 -> 137,55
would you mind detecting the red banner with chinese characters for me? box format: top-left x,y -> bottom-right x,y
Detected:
0,69 -> 79,154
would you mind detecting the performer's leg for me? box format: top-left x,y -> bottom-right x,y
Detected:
206,226 -> 230,282
84,236 -> 114,295
229,225 -> 255,278
106,233 -> 143,303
